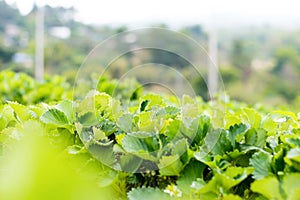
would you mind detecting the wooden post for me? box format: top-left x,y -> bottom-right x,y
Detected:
35,5 -> 44,81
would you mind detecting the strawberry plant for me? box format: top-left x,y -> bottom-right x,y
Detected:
0,70 -> 299,200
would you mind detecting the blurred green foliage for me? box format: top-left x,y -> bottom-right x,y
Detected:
0,71 -> 299,199
0,1 -> 299,109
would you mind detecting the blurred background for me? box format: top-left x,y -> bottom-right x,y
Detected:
0,0 -> 300,109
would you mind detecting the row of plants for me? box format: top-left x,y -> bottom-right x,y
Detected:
0,70 -> 299,199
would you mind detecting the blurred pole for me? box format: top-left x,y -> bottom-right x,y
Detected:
35,5 -> 44,81
208,26 -> 218,98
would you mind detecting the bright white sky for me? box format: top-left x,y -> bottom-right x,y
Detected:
5,0 -> 300,27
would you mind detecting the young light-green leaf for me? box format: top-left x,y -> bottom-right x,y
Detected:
40,108 -> 69,126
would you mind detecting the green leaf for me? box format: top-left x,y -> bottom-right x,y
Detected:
164,106 -> 180,118
77,112 -> 98,127
210,129 -> 232,156
192,114 -> 210,146
111,99 -> 122,120
56,100 -> 74,123
288,188 -> 300,200
198,167 -> 250,195
261,115 -> 277,135
249,151 -> 272,179
177,160 -> 206,195
223,194 -> 242,200
182,95 -> 199,118
285,136 -> 300,147
251,177 -> 283,200
127,132 -> 159,150
241,108 -> 262,129
282,173 -> 300,200
92,127 -> 108,141
194,129 -> 225,160
66,145 -> 86,155
180,117 -> 199,140
191,178 -> 206,191
0,115 -> 7,131
122,135 -> 149,152
287,148 -> 300,163
224,112 -> 242,129
158,155 -> 183,176
245,128 -> 257,145
40,108 -> 69,126
117,114 -> 133,133
94,92 -> 111,110
128,187 -> 171,200
87,142 -> 116,167
0,105 -> 14,130
98,118 -> 116,136
286,148 -> 300,171
48,128 -> 75,150
223,166 -> 253,184
137,111 -> 154,132
76,91 -> 111,118
172,138 -> 188,156
271,145 -> 285,173
119,154 -> 142,172
255,129 -> 267,148
140,94 -> 164,110
97,169 -> 118,187
228,123 -> 247,147
8,101 -> 36,122
244,128 -> 267,148
163,119 -> 180,140
121,134 -> 159,161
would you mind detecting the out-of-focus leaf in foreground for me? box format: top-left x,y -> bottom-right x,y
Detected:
0,133 -> 117,200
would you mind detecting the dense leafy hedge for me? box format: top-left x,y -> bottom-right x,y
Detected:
0,70 -> 300,199
0,70 -> 72,104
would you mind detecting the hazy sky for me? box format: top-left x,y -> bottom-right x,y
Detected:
5,0 -> 300,27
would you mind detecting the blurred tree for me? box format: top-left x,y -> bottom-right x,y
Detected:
272,47 -> 300,74
44,41 -> 83,73
0,1 -> 24,31
269,47 -> 300,102
148,48 -> 190,68
138,29 -> 195,68
115,26 -> 128,34
29,4 -> 77,28
219,66 -> 239,83
192,76 -> 209,101
180,25 -> 207,40
0,45 -> 14,64
230,39 -> 252,81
